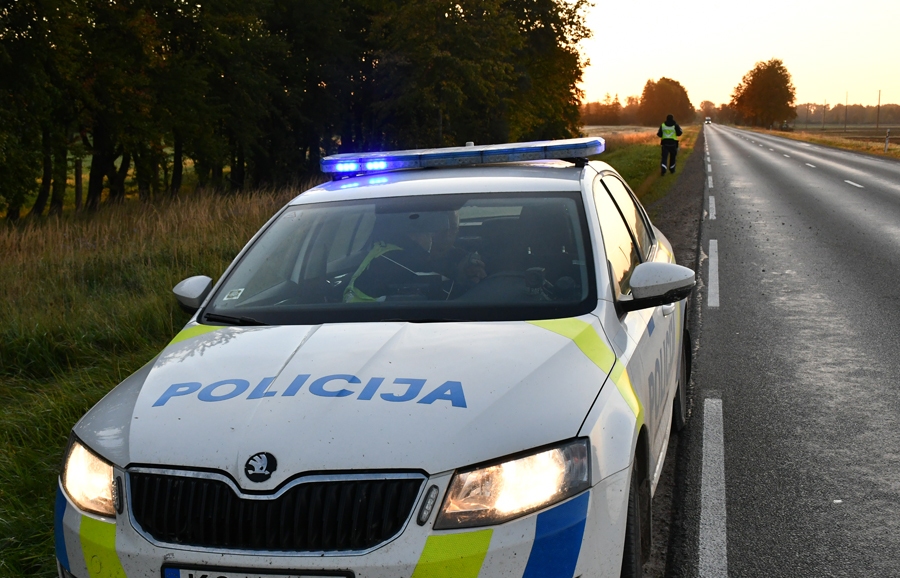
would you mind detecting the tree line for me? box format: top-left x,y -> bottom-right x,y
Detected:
580,77 -> 695,127
0,0 -> 590,220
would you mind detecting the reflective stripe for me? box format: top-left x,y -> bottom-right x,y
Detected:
344,242 -> 403,302
54,488 -> 70,572
522,493 -> 590,578
660,124 -> 678,140
80,516 -> 126,578
411,530 -> 493,578
529,318 -> 643,428
168,324 -> 220,346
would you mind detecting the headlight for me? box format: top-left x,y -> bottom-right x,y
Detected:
434,438 -> 590,529
62,439 -> 116,517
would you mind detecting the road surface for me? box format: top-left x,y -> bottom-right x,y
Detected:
670,125 -> 900,577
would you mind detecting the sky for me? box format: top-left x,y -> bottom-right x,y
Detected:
578,0 -> 900,108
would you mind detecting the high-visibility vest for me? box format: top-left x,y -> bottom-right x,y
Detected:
660,123 -> 678,140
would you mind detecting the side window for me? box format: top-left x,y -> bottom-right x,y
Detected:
593,177 -> 640,297
602,176 -> 653,259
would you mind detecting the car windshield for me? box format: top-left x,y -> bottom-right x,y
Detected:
203,192 -> 596,324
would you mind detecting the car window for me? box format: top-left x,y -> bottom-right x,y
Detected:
203,192 -> 597,324
601,176 -> 653,260
593,177 -> 640,297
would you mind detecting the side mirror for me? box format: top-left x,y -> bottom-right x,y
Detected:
173,275 -> 213,314
618,262 -> 695,312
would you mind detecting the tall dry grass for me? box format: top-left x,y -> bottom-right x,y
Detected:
0,186 -> 321,576
0,189 -> 305,380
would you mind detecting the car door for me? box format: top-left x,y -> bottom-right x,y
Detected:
592,174 -> 676,489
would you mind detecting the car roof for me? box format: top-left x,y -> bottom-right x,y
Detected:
291,161 -> 594,206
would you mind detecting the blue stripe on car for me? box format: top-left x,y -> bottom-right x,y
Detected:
522,492 -> 590,578
54,487 -> 70,572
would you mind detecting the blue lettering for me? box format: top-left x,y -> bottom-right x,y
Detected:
357,377 -> 385,401
247,377 -> 278,399
153,382 -> 201,407
282,374 -> 311,396
418,381 -> 467,408
381,378 -> 426,402
198,379 -> 250,402
309,374 -> 359,398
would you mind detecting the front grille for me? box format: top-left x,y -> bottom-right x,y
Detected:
129,471 -> 423,552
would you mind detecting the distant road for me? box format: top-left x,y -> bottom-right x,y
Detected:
672,124 -> 900,576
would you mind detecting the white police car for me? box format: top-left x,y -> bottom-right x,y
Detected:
56,138 -> 694,578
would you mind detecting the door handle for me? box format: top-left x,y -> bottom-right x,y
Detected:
662,304 -> 676,317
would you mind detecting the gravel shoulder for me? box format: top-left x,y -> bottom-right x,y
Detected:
641,127 -> 706,578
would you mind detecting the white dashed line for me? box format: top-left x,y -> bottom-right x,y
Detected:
806,163 -> 816,168
708,175 -> 714,189
707,163 -> 712,172
845,180 -> 864,188
768,148 -> 774,151
708,240 -> 719,308
709,196 -> 716,220
783,154 -> 790,158
759,144 -> 764,148
700,398 -> 728,578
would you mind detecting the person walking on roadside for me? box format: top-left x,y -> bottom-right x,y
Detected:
658,114 -> 683,175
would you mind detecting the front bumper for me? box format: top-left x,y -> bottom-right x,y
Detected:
55,468 -> 630,578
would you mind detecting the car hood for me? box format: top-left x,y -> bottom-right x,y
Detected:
79,321 -> 612,491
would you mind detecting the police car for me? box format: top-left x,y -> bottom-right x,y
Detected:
56,138 -> 694,578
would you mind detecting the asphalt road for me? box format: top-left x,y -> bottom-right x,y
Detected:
669,125 -> 900,577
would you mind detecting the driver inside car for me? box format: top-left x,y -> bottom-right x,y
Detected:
343,211 -> 453,303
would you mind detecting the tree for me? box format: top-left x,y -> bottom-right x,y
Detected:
699,100 -> 716,120
638,77 -> 694,126
730,58 -> 796,127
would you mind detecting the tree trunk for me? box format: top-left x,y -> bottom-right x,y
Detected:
170,132 -> 183,196
86,123 -> 113,211
74,157 -> 83,211
108,152 -> 131,203
211,163 -> 223,191
49,137 -> 68,216
134,146 -> 152,201
30,126 -> 53,218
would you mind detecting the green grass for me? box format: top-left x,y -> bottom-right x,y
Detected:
593,126 -> 699,205
0,190 -> 302,577
0,136 -> 696,576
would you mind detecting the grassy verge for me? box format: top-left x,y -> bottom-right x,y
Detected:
744,127 -> 900,161
0,190 -> 301,576
0,134 -> 697,576
592,125 -> 699,205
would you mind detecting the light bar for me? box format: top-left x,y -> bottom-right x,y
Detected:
320,137 -> 605,176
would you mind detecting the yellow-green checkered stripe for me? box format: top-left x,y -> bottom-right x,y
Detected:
411,530 -> 493,578
79,516 -> 126,577
529,318 -> 643,428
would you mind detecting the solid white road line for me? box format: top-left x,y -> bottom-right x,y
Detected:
708,240 -> 719,308
806,163 -> 817,168
845,180 -> 864,188
709,196 -> 716,220
708,176 -> 714,189
700,398 -> 728,578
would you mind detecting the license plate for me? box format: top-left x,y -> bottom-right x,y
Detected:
163,568 -> 349,578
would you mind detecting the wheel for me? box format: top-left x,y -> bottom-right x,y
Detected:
672,342 -> 688,432
620,464 -> 644,578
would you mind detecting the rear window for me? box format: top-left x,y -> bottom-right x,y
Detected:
203,192 -> 596,324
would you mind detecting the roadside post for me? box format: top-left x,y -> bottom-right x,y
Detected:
887,129 -> 892,153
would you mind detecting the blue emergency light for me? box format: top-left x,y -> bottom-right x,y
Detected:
320,137 -> 605,176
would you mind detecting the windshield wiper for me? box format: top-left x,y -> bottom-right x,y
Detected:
203,313 -> 268,326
